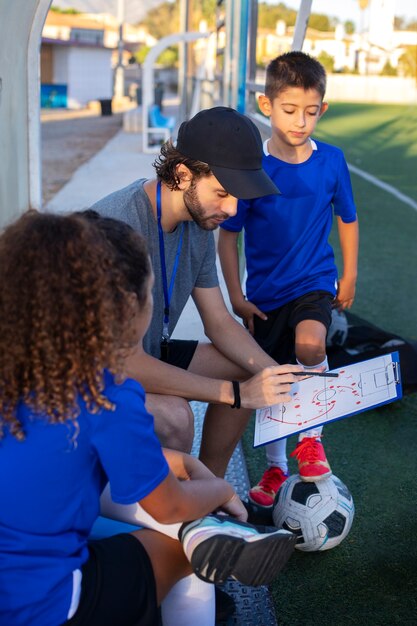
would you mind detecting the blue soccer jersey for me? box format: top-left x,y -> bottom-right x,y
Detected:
221,139 -> 357,312
0,373 -> 169,626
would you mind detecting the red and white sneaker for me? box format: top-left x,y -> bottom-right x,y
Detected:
290,437 -> 332,482
248,467 -> 289,509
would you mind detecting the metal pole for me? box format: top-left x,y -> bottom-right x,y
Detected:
178,0 -> 189,121
114,0 -> 125,99
291,0 -> 313,51
236,0 -> 250,113
247,0 -> 258,85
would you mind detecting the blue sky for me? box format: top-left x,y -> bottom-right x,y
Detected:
280,0 -> 417,27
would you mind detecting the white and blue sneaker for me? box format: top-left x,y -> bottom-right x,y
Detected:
179,514 -> 296,586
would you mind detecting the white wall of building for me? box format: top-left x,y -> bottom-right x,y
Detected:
327,74 -> 417,104
65,47 -> 113,107
53,46 -> 69,84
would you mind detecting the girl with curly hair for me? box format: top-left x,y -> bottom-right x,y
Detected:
0,211 -> 296,626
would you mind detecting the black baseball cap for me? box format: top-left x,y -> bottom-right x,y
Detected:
176,107 -> 279,199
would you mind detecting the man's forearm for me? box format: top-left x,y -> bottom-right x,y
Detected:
125,345 -> 236,404
204,312 -> 277,373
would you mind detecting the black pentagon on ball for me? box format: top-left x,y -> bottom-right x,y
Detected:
322,510 -> 347,537
291,481 -> 320,505
282,521 -> 303,543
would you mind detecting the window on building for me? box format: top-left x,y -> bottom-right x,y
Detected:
70,28 -> 104,46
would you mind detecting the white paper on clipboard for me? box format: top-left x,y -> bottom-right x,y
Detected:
254,352 -> 402,447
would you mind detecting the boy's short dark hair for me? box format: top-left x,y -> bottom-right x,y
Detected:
265,51 -> 326,100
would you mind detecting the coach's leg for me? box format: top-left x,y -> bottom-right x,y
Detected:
188,343 -> 252,477
146,393 -> 194,453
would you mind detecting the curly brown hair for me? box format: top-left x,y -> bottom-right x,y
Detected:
0,210 -> 150,441
79,210 -> 151,307
153,140 -> 211,190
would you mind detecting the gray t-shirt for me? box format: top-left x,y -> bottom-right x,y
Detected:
92,179 -> 219,357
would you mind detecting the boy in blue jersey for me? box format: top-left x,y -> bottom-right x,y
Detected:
219,51 -> 359,508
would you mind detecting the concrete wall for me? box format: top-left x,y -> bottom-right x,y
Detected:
255,69 -> 417,105
327,75 -> 417,105
0,0 -> 51,228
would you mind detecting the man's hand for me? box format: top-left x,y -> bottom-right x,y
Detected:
240,364 -> 305,408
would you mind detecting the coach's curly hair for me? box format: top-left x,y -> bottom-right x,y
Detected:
153,140 -> 211,190
0,210 -> 149,441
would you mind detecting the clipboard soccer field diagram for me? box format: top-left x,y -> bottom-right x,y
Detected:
254,352 -> 402,447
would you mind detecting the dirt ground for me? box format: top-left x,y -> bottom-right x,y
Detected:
41,112 -> 123,205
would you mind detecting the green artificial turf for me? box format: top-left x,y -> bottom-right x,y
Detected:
314,102 -> 417,202
243,102 -> 417,625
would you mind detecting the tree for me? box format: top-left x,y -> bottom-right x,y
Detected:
317,51 -> 335,73
134,44 -> 179,68
309,14 -> 335,32
140,0 -> 180,40
194,0 -> 217,30
380,61 -> 397,76
257,2 -> 297,30
394,16 -> 406,30
398,46 -> 417,78
158,46 -> 179,67
135,46 -> 151,65
345,20 -> 355,35
139,0 -> 217,38
50,5 -> 80,14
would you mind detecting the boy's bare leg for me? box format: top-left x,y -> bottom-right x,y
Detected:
188,343 -> 252,477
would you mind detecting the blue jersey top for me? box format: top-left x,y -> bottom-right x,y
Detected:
221,139 -> 357,312
0,373 -> 169,626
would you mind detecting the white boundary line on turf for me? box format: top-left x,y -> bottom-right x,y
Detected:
347,162 -> 417,213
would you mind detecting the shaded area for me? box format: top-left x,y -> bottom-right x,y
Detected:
41,112 -> 123,206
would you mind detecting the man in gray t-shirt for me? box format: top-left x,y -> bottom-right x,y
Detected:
93,107 -> 303,478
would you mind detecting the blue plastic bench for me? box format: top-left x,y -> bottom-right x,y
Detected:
148,104 -> 175,140
89,515 -> 140,540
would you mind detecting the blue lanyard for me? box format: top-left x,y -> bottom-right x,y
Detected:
156,181 -> 184,340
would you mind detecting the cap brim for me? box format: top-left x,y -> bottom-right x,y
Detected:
211,165 -> 280,199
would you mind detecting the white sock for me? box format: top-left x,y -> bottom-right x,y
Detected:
161,574 -> 215,626
265,440 -> 288,474
100,485 -> 215,626
297,356 -> 328,441
100,483 -> 180,539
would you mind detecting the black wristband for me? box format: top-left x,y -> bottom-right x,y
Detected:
230,380 -> 241,409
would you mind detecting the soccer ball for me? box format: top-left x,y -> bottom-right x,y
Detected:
272,474 -> 355,552
326,309 -> 349,347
